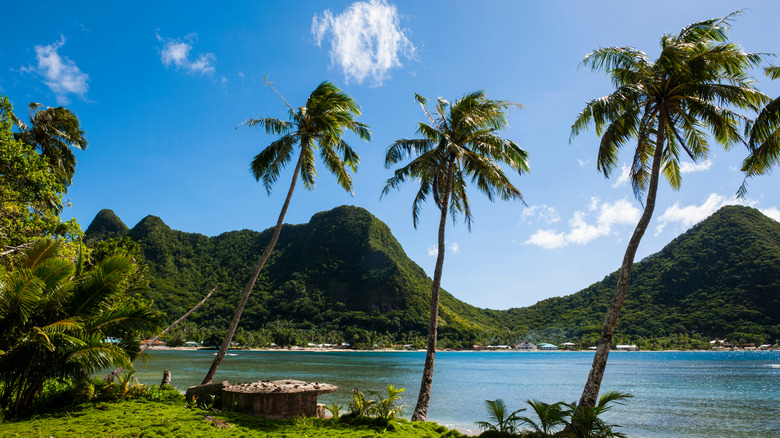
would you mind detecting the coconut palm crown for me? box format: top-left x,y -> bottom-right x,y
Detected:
383,90 -> 528,421
384,91 -> 529,229
739,66 -> 780,196
570,11 -> 768,408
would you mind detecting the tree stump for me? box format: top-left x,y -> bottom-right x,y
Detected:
161,370 -> 171,386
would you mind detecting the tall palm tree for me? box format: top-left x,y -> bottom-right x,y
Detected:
201,80 -> 370,384
383,91 -> 528,421
13,102 -> 88,187
739,66 -> 780,196
570,12 -> 767,408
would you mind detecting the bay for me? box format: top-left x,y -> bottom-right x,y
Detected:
130,350 -> 780,437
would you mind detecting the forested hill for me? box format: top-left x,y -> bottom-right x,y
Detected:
503,205 -> 780,347
85,205 -> 501,345
85,205 -> 780,348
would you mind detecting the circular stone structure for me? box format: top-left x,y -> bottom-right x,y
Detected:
221,380 -> 338,419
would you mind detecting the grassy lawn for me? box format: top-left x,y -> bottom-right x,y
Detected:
1,398 -> 464,438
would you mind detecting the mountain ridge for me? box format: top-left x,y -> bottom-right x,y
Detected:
85,204 -> 780,348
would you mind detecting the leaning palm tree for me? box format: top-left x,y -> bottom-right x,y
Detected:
383,91 -> 528,421
13,102 -> 88,187
570,12 -> 767,408
201,80 -> 370,384
739,66 -> 780,196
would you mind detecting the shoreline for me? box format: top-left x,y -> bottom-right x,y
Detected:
147,346 -> 778,353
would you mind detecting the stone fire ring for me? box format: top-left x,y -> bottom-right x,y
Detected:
221,380 -> 338,419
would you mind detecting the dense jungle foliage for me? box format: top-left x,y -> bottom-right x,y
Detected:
85,204 -> 780,349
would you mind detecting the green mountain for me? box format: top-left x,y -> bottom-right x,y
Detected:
504,205 -> 780,347
86,205 -> 499,345
85,204 -> 780,348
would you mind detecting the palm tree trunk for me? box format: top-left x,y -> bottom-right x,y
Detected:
411,159 -> 455,422
202,152 -> 304,385
578,117 -> 666,408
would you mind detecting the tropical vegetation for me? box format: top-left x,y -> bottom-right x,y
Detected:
0,239 -> 160,415
202,80 -> 370,384
476,391 -> 632,437
382,91 -> 528,420
569,11 -> 770,407
0,97 -> 81,259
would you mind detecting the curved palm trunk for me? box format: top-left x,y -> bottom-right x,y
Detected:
578,118 -> 666,408
411,160 -> 455,422
202,153 -> 304,385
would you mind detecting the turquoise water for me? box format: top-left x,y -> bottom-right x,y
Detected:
131,350 -> 780,437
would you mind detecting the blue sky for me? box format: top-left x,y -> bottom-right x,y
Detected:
2,1 -> 779,309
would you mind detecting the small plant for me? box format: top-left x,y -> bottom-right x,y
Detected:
475,399 -> 525,435
517,399 -> 568,436
369,385 -> 405,419
348,388 -> 375,416
561,390 -> 632,438
325,402 -> 343,419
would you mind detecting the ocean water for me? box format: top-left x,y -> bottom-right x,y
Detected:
130,350 -> 780,437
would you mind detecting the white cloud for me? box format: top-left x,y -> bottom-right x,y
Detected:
427,241 -> 459,256
679,159 -> 712,174
525,229 -> 567,249
525,198 -> 641,249
761,207 -> 780,222
612,164 -> 630,188
520,205 -> 560,225
156,32 -> 215,75
577,159 -> 587,167
312,0 -> 414,86
21,35 -> 88,105
655,193 -> 755,235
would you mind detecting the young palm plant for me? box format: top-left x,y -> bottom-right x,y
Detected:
570,11 -> 767,408
517,399 -> 569,436
739,66 -> 780,196
202,80 -> 370,384
475,399 -> 525,435
0,239 -> 160,415
383,91 -> 528,420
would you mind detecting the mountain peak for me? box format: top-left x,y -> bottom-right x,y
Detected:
84,209 -> 129,241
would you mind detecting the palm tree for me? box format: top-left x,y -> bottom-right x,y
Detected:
0,239 -> 160,414
739,66 -> 780,196
570,12 -> 767,408
383,91 -> 528,421
13,102 -> 88,187
517,399 -> 569,436
201,80 -> 370,384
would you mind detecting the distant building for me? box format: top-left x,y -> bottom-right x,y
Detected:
539,343 -> 559,350
515,341 -> 537,350
616,344 -> 637,351
561,342 -> 576,350
141,339 -> 167,348
185,341 -> 199,348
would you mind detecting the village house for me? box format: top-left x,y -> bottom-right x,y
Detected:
515,341 -> 537,350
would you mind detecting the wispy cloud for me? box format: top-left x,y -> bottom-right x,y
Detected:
655,193 -> 754,235
612,164 -> 630,188
679,159 -> 712,174
427,241 -> 459,256
312,0 -> 414,86
525,198 -> 640,249
577,159 -> 588,167
520,204 -> 561,225
156,32 -> 215,75
20,35 -> 88,105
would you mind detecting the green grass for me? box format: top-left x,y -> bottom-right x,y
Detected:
2,397 -> 464,438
